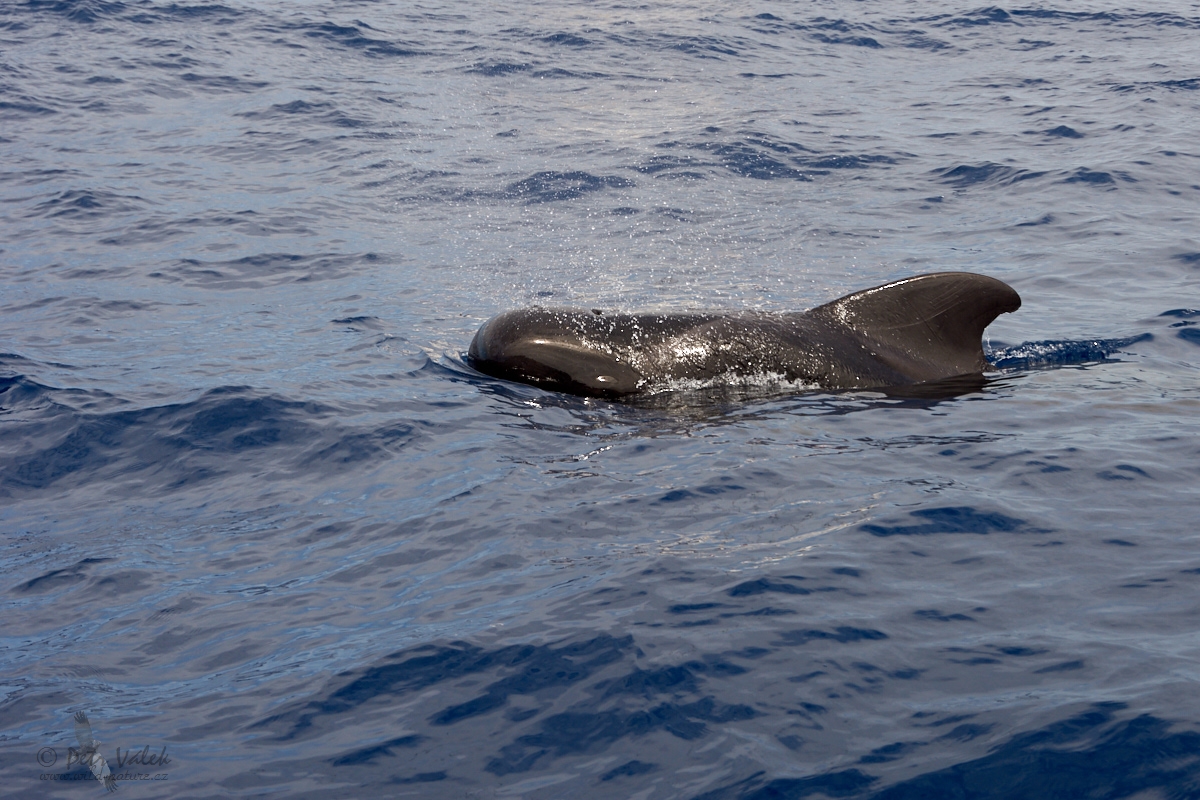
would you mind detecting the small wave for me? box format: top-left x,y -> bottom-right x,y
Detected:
501,171 -> 634,204
538,32 -> 595,48
935,162 -> 1046,188
670,138 -> 812,181
652,33 -> 741,58
467,62 -> 533,76
1061,168 -> 1131,187
24,0 -> 127,24
1014,213 -> 1055,227
933,7 -> 1018,27
902,34 -> 954,51
988,335 -> 1151,370
237,99 -> 375,128
0,372 -> 123,420
811,33 -> 882,48
632,154 -> 709,176
1110,77 -> 1200,93
24,0 -> 247,25
148,251 -> 382,290
149,3 -> 244,22
1040,125 -> 1084,138
331,315 -> 384,332
701,705 -> 1198,800
0,86 -> 58,116
861,506 -> 1044,537
1009,9 -> 1200,29
650,132 -> 897,183
179,72 -> 270,93
0,374 -> 61,415
237,99 -> 333,117
751,11 -> 885,50
14,556 -> 114,594
294,21 -> 425,58
531,68 -> 609,79
28,188 -> 145,219
1165,312 -> 1200,346
795,154 -> 896,169
98,209 -> 312,246
0,385 -> 418,496
654,207 -> 697,222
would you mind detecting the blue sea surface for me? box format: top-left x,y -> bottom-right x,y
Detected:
3,0 -> 1200,797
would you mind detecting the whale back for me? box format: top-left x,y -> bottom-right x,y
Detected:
468,272 -> 1022,397
806,272 -> 1021,383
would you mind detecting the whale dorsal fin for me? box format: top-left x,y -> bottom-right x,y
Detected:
808,272 -> 1021,382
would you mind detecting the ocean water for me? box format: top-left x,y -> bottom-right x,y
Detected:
3,0 -> 1200,797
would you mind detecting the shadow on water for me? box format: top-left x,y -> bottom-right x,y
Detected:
240,626 -> 1200,798
698,704 -> 1200,800
859,506 -> 1048,537
439,329 -> 1156,435
0,377 -> 416,498
249,635 -> 753,751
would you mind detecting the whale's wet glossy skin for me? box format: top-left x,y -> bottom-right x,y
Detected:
468,272 -> 1021,398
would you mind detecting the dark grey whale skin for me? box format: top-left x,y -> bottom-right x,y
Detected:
467,272 -> 1021,399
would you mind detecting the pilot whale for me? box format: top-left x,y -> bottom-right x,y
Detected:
467,272 -> 1021,398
